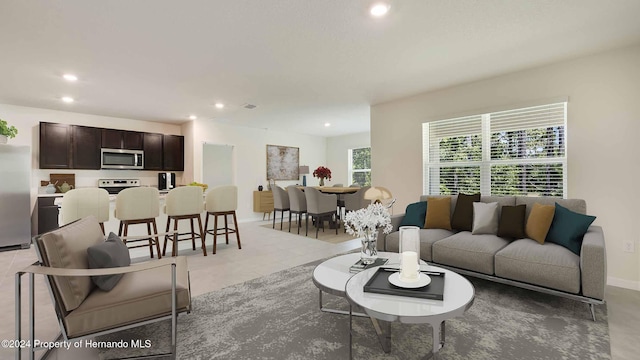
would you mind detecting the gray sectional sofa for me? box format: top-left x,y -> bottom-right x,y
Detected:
383,195 -> 606,320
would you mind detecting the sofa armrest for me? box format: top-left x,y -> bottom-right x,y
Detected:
390,213 -> 405,232
580,226 -> 606,300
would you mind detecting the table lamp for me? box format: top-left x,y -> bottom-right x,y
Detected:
364,186 -> 396,213
299,165 -> 310,186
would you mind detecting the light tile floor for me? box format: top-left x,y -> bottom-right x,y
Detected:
0,220 -> 637,359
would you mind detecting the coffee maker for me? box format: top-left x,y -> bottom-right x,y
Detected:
158,172 -> 176,191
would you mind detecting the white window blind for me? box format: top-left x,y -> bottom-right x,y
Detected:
423,102 -> 567,197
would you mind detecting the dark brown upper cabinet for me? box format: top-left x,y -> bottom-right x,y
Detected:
72,126 -> 101,169
39,122 -> 72,169
163,135 -> 184,171
143,132 -> 163,170
101,129 -> 144,150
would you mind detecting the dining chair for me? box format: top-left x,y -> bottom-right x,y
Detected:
272,186 -> 290,230
204,185 -> 241,254
61,188 -> 110,234
304,187 -> 338,238
344,186 -> 372,231
163,186 -> 207,257
287,185 -> 307,234
114,186 -> 162,259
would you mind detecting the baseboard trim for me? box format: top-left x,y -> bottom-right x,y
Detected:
607,276 -> 640,291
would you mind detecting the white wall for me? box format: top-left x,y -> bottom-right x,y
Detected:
326,132 -> 370,186
371,43 -> 640,288
190,120 -> 328,221
0,104 -> 184,233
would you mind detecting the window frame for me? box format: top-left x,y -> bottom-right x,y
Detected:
348,147 -> 372,186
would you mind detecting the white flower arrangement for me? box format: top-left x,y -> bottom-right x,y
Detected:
344,202 -> 393,237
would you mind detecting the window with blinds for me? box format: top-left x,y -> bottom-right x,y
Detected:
423,102 -> 567,197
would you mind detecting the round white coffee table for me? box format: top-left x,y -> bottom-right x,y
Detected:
312,252 -> 426,315
345,264 -> 474,359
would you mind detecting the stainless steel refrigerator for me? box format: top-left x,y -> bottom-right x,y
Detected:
0,145 -> 31,250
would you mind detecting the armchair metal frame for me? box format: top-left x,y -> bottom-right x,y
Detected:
15,230 -> 190,360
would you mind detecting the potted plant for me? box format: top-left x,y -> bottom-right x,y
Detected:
0,119 -> 18,144
344,202 -> 393,264
313,166 -> 332,186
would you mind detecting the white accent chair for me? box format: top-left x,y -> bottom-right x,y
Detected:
61,188 -> 110,234
114,187 -> 162,259
304,187 -> 338,238
163,186 -> 207,257
287,185 -> 307,234
204,185 -> 241,254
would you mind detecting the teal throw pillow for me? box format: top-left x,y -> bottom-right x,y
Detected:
400,201 -> 428,228
546,203 -> 596,255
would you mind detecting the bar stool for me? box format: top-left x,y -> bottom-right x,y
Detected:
61,188 -> 110,234
204,185 -> 241,254
114,187 -> 162,259
163,186 -> 207,257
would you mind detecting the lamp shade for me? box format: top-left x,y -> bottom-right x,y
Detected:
364,186 -> 393,202
299,165 -> 310,175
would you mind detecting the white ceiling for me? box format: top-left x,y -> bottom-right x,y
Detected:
1,0 -> 640,137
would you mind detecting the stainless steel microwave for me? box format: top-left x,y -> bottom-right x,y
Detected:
101,148 -> 144,169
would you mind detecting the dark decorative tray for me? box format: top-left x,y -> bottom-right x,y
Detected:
363,267 -> 445,300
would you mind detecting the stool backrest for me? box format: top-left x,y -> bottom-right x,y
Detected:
61,188 -> 110,225
205,185 -> 238,212
165,186 -> 204,216
115,187 -> 160,220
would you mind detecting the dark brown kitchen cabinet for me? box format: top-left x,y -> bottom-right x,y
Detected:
102,129 -> 144,150
39,122 -> 72,169
143,132 -> 163,170
72,126 -> 101,169
37,196 -> 61,234
163,135 -> 184,171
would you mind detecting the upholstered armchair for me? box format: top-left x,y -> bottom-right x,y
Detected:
15,216 -> 191,360
304,187 -> 338,238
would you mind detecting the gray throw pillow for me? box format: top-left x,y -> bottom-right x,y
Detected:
472,202 -> 499,235
87,232 -> 131,291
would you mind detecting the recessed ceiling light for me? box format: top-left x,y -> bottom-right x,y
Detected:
215,103 -> 225,109
61,96 -> 74,103
63,74 -> 78,82
370,3 -> 390,17
189,115 -> 197,120
324,123 -> 331,127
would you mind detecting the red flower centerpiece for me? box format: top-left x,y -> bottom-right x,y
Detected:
313,166 -> 332,186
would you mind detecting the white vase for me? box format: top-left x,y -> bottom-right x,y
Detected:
0,135 -> 7,144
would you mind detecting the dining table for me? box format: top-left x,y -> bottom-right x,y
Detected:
297,186 -> 359,194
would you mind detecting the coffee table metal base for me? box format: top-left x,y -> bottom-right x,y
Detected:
318,289 -> 367,317
349,304 -> 446,359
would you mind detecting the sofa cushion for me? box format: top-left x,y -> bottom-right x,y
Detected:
495,238 -> 580,294
64,256 -> 191,338
525,203 -> 555,244
432,232 -> 510,275
87,232 -> 131,291
424,197 -> 452,230
497,205 -> 526,239
399,201 -> 427,228
472,202 -> 499,235
385,228 -> 454,261
546,203 -> 596,255
39,216 -> 104,311
451,193 -> 480,231
516,197 -> 586,217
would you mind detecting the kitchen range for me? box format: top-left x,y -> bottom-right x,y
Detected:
98,178 -> 141,194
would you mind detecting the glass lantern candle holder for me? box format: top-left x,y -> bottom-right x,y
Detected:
399,226 -> 421,278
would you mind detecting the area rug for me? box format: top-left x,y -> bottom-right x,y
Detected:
260,221 -> 355,244
98,259 -> 610,360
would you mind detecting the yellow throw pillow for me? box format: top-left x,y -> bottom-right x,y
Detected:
525,203 -> 555,244
424,197 -> 452,230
